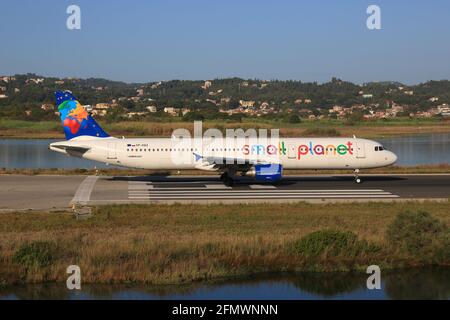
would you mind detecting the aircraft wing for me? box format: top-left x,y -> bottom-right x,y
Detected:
193,152 -> 271,171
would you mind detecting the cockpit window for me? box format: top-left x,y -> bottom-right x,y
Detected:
375,146 -> 379,151
375,146 -> 385,151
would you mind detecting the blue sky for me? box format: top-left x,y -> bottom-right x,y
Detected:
0,0 -> 449,84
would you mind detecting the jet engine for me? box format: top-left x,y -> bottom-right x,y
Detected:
245,164 -> 283,182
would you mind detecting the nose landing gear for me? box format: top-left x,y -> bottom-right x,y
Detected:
220,172 -> 235,187
354,169 -> 362,184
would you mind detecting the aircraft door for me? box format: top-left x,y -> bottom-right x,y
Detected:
107,142 -> 117,159
288,145 -> 296,159
355,141 -> 365,158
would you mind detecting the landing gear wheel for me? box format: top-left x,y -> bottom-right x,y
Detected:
354,169 -> 362,184
220,172 -> 234,187
224,177 -> 234,187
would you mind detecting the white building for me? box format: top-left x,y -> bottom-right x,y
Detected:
146,106 -> 157,113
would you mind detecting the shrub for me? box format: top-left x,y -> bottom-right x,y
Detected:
12,241 -> 57,268
303,128 -> 341,137
288,114 -> 301,124
293,230 -> 379,258
386,211 -> 449,260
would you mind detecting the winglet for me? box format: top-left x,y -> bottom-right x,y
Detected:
193,153 -> 203,161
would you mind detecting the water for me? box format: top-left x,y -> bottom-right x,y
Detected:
0,134 -> 449,168
0,268 -> 448,300
379,133 -> 450,166
0,139 -> 111,169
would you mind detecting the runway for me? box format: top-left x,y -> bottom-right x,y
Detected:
79,173 -> 450,205
1,174 -> 449,210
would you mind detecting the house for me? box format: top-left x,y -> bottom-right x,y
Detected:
201,81 -> 212,90
239,100 -> 255,108
294,99 -> 302,105
303,99 -> 312,104
260,102 -> 270,110
329,105 -> 343,113
181,108 -> 191,116
163,107 -> 180,116
146,106 -> 157,113
54,80 -> 65,85
41,104 -> 54,111
27,78 -> 44,84
150,82 -> 161,89
437,104 -> 450,116
429,97 -> 439,102
126,111 -> 148,118
0,86 -> 6,92
0,94 -> 8,99
95,103 -> 111,109
362,94 -> 373,99
91,109 -> 107,116
404,90 -> 414,95
136,89 -> 144,96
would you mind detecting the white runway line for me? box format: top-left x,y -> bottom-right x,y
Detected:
129,195 -> 400,199
205,184 -> 232,189
71,176 -> 99,205
128,181 -> 153,184
128,185 -> 154,190
249,185 -> 277,189
127,181 -> 399,200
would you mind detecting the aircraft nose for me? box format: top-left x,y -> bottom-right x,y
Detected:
388,151 -> 398,165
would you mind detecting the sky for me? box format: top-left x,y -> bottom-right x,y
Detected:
0,0 -> 449,84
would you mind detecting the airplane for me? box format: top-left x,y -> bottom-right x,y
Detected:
49,90 -> 398,186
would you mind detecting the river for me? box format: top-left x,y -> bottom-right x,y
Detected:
0,133 -> 449,168
0,268 -> 448,300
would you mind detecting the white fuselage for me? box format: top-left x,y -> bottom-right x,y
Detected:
49,136 -> 397,171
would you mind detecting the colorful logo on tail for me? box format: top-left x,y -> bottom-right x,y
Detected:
55,91 -> 109,140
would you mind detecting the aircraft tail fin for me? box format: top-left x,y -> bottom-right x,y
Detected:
55,90 -> 110,140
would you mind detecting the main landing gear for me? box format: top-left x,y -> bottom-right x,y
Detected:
354,169 -> 362,184
220,172 -> 235,187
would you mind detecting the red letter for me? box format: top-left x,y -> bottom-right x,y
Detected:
298,145 -> 309,159
347,141 -> 353,155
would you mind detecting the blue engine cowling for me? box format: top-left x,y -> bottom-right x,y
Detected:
254,164 -> 283,182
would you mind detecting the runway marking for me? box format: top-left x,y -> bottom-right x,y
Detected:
128,195 -> 399,199
128,185 -> 154,190
72,175 -> 99,205
128,181 -> 153,184
205,184 -> 232,189
249,185 -> 277,189
126,182 -> 399,200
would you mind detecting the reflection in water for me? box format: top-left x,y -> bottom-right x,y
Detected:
380,133 -> 450,166
0,134 -> 449,168
1,268 -> 449,300
0,139 -> 112,169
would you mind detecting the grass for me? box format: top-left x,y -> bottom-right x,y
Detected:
0,202 -> 448,285
1,118 -> 450,139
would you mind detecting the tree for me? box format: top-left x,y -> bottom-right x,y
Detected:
288,114 -> 301,124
